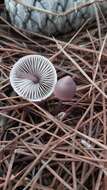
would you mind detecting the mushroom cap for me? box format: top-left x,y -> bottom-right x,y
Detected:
10,55 -> 57,102
54,76 -> 76,101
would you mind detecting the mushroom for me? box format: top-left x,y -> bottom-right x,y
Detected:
10,55 -> 57,102
54,76 -> 76,101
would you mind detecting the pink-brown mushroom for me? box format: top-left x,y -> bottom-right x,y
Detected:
54,76 -> 76,101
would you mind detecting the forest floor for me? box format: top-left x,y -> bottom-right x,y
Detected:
0,1 -> 107,190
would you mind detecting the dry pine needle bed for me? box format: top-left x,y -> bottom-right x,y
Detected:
0,1 -> 107,190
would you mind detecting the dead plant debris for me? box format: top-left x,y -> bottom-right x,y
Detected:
0,2 -> 107,190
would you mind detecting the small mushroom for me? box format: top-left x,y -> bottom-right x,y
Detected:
54,76 -> 76,101
10,55 -> 57,102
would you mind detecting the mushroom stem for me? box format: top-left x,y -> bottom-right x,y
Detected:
20,73 -> 40,84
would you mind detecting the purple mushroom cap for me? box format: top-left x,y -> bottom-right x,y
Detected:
54,76 -> 76,101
